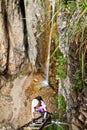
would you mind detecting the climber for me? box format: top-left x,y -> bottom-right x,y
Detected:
31,96 -> 47,123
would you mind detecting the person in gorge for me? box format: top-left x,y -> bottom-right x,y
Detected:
31,96 -> 47,123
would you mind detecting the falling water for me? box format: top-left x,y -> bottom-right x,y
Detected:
41,0 -> 55,86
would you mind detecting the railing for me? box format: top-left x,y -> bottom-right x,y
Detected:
16,116 -> 42,130
16,112 -> 70,130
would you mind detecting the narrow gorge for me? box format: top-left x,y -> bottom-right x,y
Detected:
0,0 -> 87,130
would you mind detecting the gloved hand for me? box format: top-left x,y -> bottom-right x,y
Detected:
32,118 -> 37,123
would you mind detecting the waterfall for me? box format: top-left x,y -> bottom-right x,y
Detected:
41,0 -> 55,86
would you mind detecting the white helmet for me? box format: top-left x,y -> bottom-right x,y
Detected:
32,99 -> 39,108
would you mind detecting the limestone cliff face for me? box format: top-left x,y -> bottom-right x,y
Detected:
0,1 -> 52,129
0,0 -> 25,75
0,0 -> 87,130
0,0 -> 50,75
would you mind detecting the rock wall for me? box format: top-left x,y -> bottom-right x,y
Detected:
0,1 -> 53,129
58,2 -> 87,130
0,0 -> 50,75
0,0 -> 25,75
1,0 -> 87,130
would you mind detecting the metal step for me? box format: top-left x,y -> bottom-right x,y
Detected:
30,123 -> 42,127
30,127 -> 39,130
30,123 -> 42,130
24,125 -> 41,130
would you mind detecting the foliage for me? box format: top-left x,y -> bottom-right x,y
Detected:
66,1 -> 77,14
72,69 -> 83,90
43,124 -> 64,130
61,0 -> 76,5
55,50 -> 67,80
43,112 -> 67,130
53,95 -> 59,108
60,0 -> 87,91
72,24 -> 86,90
53,95 -> 66,116
25,0 -> 29,6
44,95 -> 67,130
58,95 -> 66,115
77,0 -> 87,10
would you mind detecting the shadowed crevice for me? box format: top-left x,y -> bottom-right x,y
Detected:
19,0 -> 29,59
1,1 -> 10,75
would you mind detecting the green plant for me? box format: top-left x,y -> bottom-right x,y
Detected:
64,0 -> 87,92
71,21 -> 87,91
72,69 -> 83,90
58,95 -> 66,115
53,95 -> 59,108
53,95 -> 66,116
77,0 -> 87,10
25,0 -> 29,6
43,93 -> 68,130
43,124 -> 63,130
56,50 -> 67,80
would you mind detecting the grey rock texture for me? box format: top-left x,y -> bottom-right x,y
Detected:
58,5 -> 87,130
0,0 -> 51,129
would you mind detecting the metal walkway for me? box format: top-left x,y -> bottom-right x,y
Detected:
16,115 -> 52,130
16,113 -> 70,130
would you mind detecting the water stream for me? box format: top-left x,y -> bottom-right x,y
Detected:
41,0 -> 55,86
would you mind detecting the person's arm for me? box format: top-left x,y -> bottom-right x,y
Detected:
41,101 -> 48,119
41,101 -> 47,111
44,106 -> 47,111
